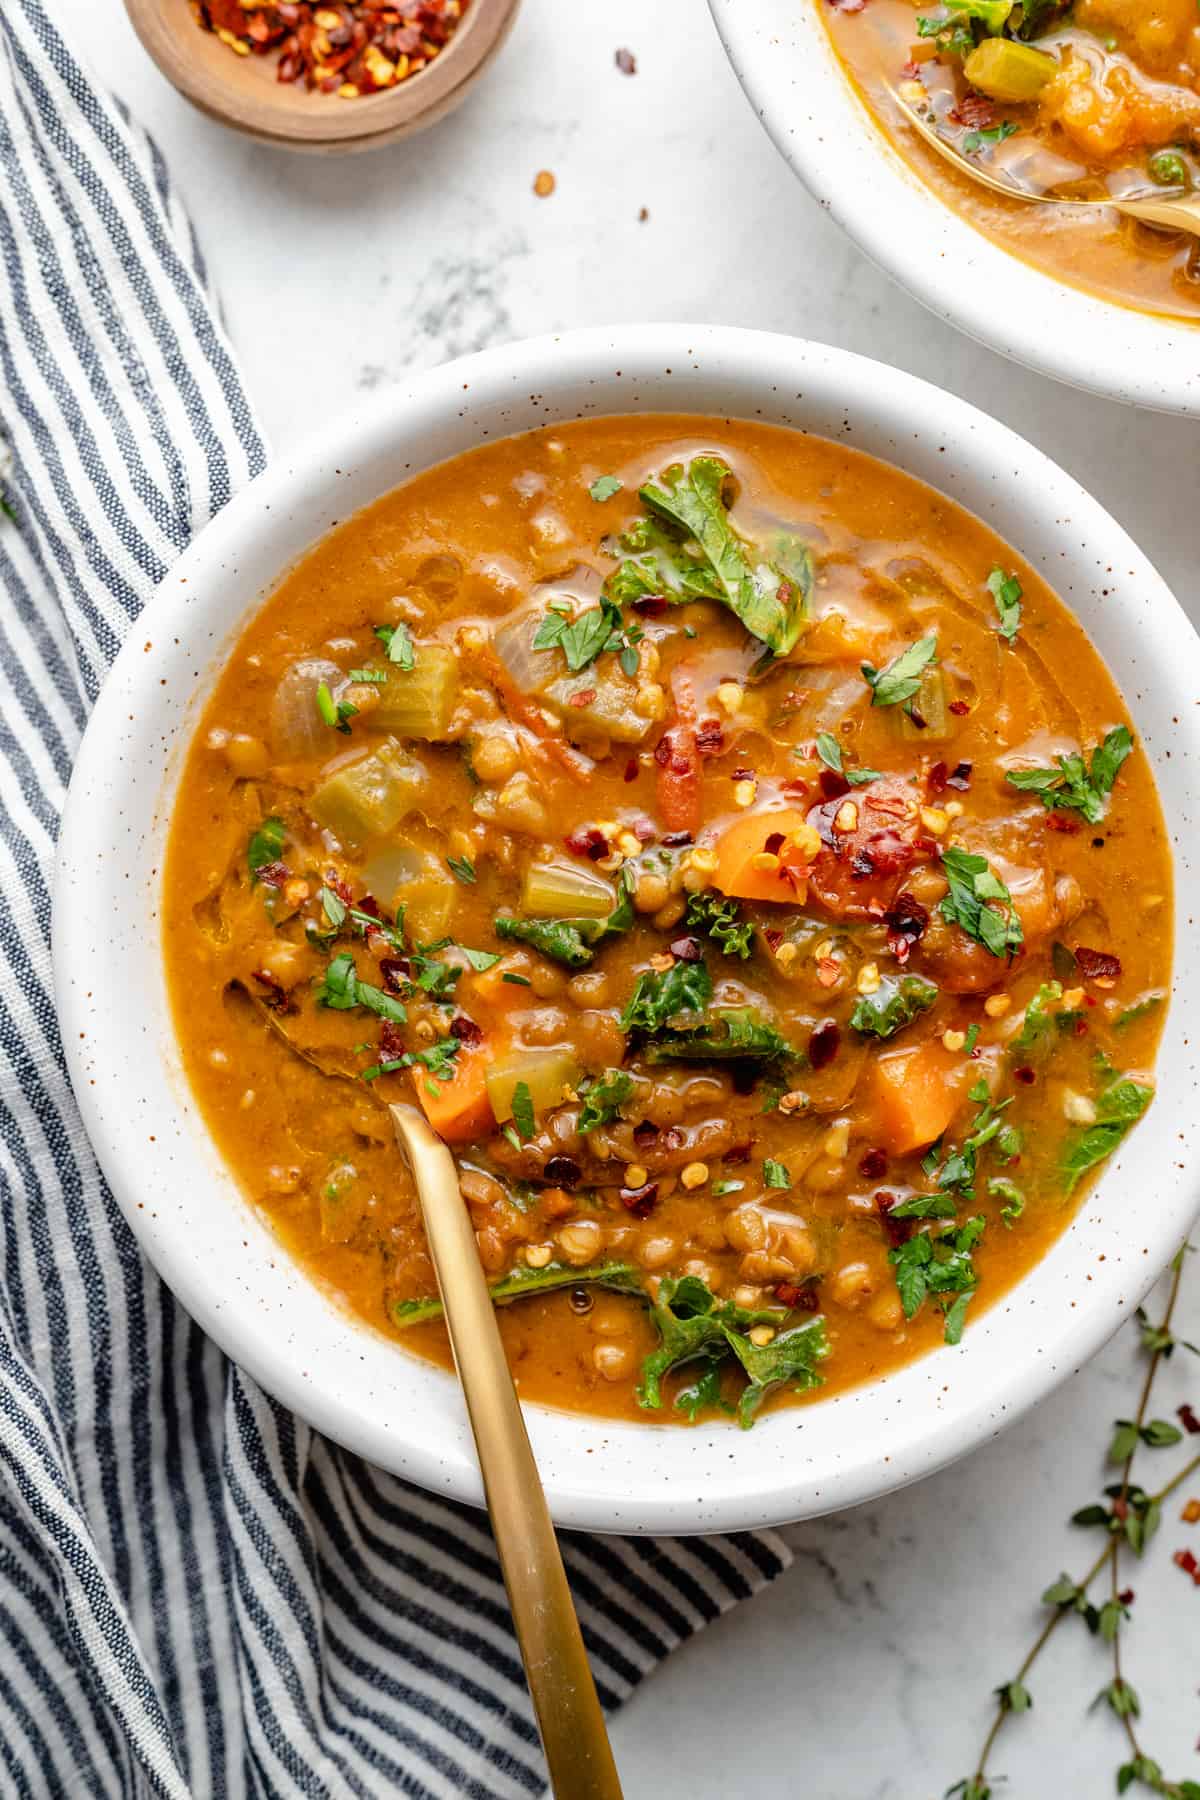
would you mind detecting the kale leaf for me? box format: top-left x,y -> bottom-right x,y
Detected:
850,973 -> 939,1040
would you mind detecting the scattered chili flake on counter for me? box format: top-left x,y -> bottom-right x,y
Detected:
191,0 -> 468,96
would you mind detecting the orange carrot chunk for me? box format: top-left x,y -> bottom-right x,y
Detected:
868,1041 -> 975,1155
713,807 -> 813,904
412,1043 -> 494,1143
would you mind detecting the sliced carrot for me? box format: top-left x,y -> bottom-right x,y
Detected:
868,1041 -> 975,1156
713,807 -> 813,904
412,1042 -> 494,1143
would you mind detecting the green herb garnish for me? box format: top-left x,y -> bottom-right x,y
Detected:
939,844 -> 1024,957
1005,726 -> 1133,826
850,973 -> 939,1040
988,567 -> 1023,642
861,633 -> 938,712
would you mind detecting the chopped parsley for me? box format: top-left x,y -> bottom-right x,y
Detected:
1005,726 -> 1133,825
889,1215 -> 986,1344
939,844 -> 1024,957
763,1159 -> 791,1189
316,680 -> 357,735
861,633 -> 938,712
988,567 -> 1023,642
1061,1075 -> 1154,1195
362,1037 -> 461,1089
510,1080 -> 536,1142
963,120 -> 1019,154
462,946 -> 501,972
247,817 -> 286,882
314,953 -> 407,1024
589,474 -> 622,502
374,621 -> 415,669
815,730 -> 881,786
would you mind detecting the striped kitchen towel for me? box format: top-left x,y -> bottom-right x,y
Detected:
0,4 -> 791,1795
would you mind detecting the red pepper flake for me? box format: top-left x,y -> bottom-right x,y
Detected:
624,758 -> 639,784
945,761 -> 973,791
764,831 -> 786,856
859,1146 -> 888,1180
809,1019 -> 841,1070
1118,1588 -> 1135,1606
1046,812 -> 1081,834
543,1153 -> 582,1189
732,766 -> 755,781
695,718 -> 725,757
763,927 -> 783,953
661,830 -> 693,848
615,46 -> 636,74
255,860 -> 289,889
724,1141 -> 753,1164
568,688 -> 597,708
449,1014 -> 482,1045
653,734 -> 674,768
250,968 -> 292,1012
565,825 -> 608,862
325,871 -> 354,906
950,91 -> 996,129
875,1191 -> 912,1248
819,768 -> 850,800
196,0 -> 470,95
1173,1547 -> 1200,1585
632,594 -> 668,617
379,1019 -> 406,1061
949,698 -> 971,717
885,892 -> 929,964
633,1119 -> 659,1150
670,935 -> 704,963
1075,945 -> 1122,984
355,895 -> 382,920
620,1180 -> 658,1219
927,760 -> 949,796
1013,1065 -> 1037,1085
379,956 -> 411,993
774,1281 -> 803,1308
1179,1403 -> 1200,1436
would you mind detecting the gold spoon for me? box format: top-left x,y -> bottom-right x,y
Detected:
890,84 -> 1200,236
389,1103 -> 625,1800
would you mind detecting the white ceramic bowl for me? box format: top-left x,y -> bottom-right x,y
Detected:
54,325 -> 1200,1534
709,0 -> 1200,416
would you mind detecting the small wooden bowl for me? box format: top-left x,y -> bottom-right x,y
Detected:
124,0 -> 521,151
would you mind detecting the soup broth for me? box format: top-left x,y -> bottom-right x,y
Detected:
163,416 -> 1169,1427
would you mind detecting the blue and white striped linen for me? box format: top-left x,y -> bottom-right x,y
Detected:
0,4 -> 791,1793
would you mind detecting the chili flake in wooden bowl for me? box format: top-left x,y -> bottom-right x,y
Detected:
193,0 -> 468,100
125,0 -> 518,150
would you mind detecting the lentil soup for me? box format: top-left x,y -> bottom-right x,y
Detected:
820,0 -> 1200,319
163,416 -> 1170,1428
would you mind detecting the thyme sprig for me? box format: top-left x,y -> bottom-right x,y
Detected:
948,1245 -> 1200,1800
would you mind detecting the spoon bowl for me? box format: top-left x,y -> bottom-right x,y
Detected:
889,82 -> 1200,237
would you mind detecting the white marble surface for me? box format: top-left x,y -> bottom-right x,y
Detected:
58,2 -> 1200,1794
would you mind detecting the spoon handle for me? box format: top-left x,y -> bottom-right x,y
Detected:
390,1104 -> 625,1800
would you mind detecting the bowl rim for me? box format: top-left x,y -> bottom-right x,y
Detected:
123,0 -> 520,148
53,323 -> 1200,1533
707,0 -> 1200,417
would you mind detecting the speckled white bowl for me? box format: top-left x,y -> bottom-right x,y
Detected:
709,0 -> 1200,416
53,325 -> 1200,1533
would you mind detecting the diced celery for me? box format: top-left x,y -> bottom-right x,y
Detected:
486,1047 -> 583,1123
898,667 -> 953,741
310,742 -> 426,844
520,861 -> 615,919
963,38 -> 1056,103
546,669 -> 655,744
371,645 -> 459,740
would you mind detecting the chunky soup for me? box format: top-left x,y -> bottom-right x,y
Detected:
164,416 -> 1169,1428
821,0 -> 1200,319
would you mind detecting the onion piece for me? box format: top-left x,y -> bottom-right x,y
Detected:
270,658 -> 345,759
